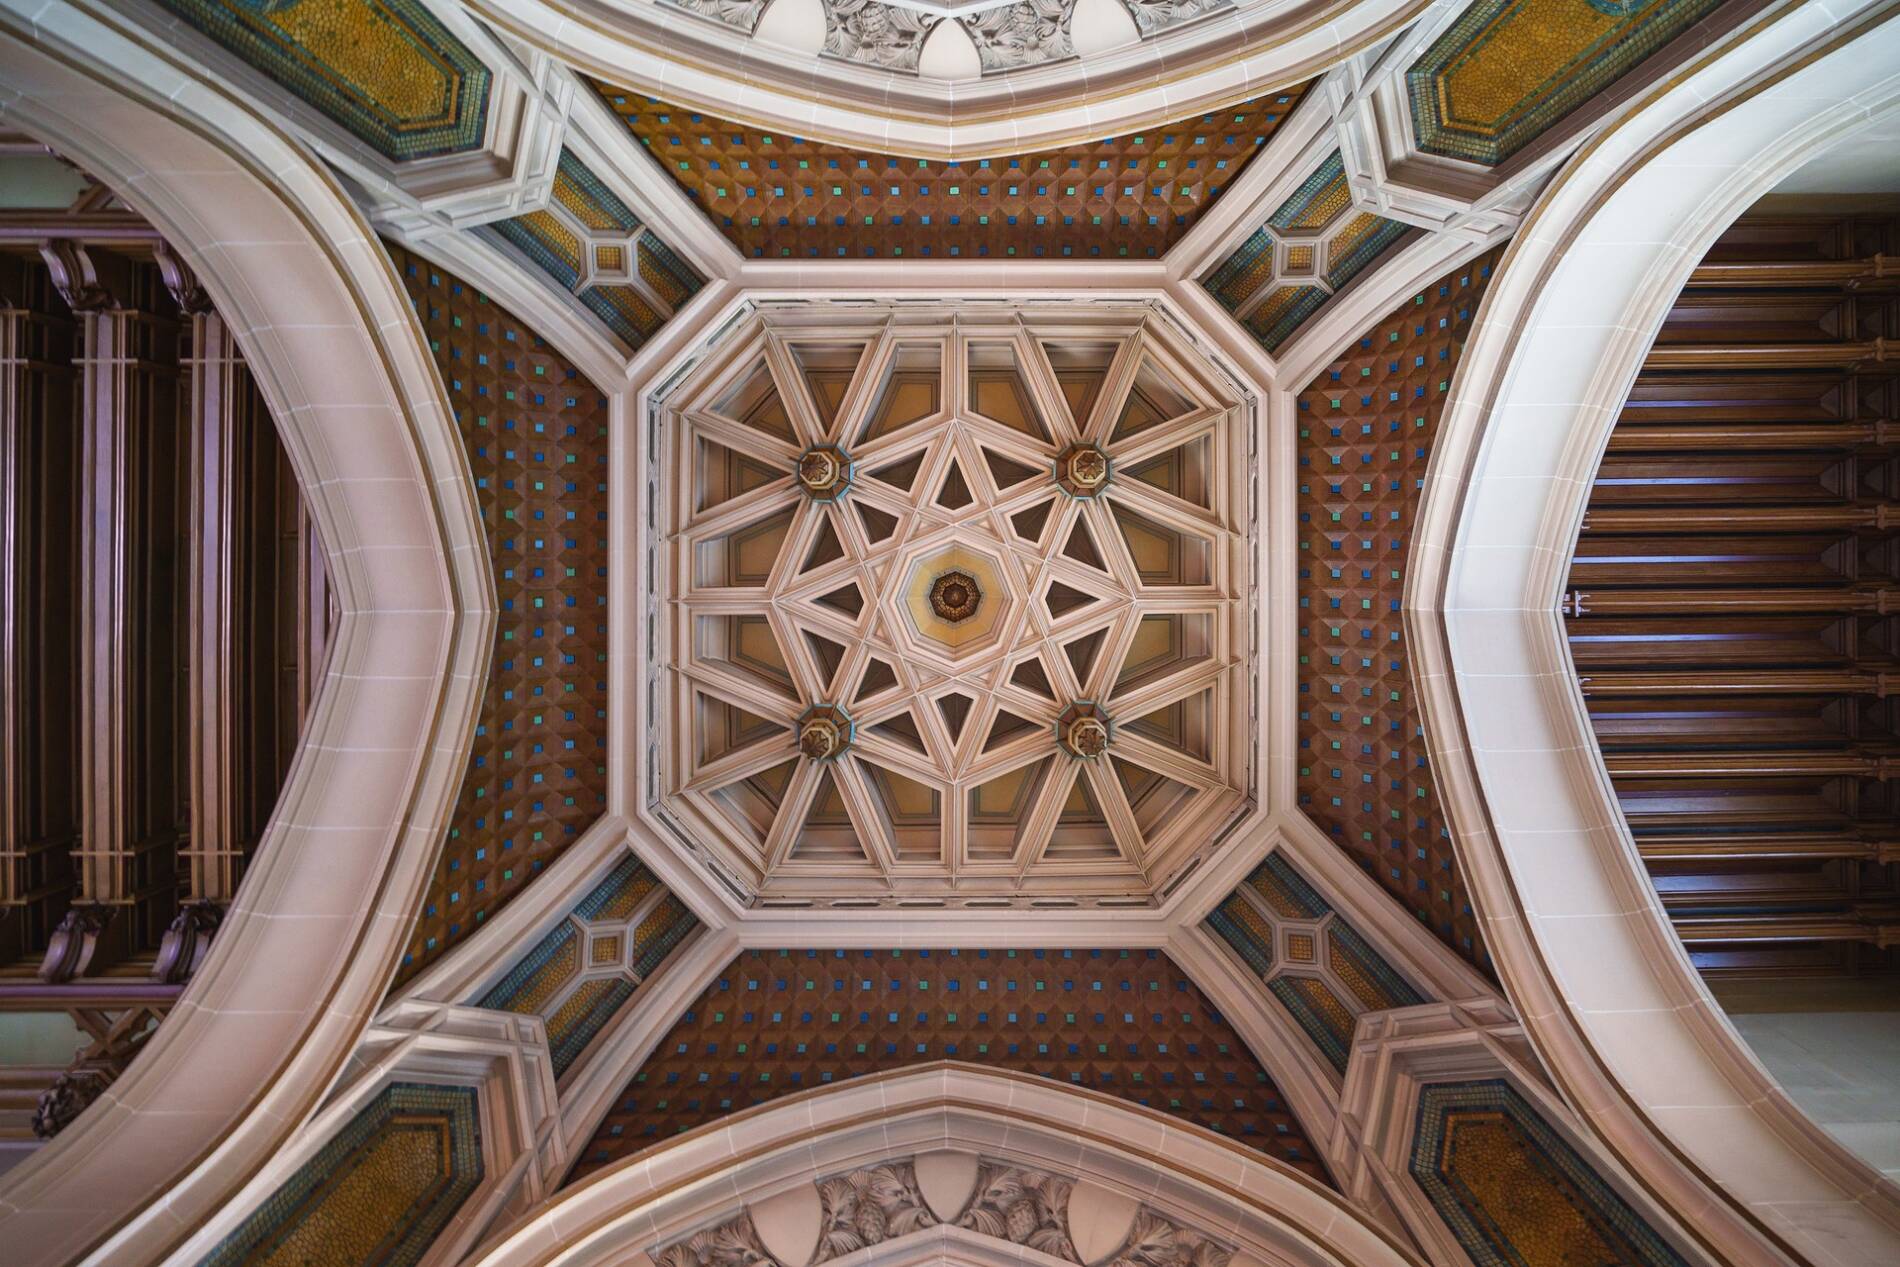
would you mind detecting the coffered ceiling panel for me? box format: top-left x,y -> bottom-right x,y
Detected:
656,305 -> 1256,903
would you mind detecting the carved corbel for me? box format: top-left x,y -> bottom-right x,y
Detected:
36,239 -> 113,312
152,900 -> 223,983
155,239 -> 211,314
31,1066 -> 112,1140
37,904 -> 114,982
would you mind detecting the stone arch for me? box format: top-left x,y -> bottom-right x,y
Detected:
0,4 -> 492,1263
1406,4 -> 1900,1263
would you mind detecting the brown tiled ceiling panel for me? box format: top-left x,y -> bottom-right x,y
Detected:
570,947 -> 1332,1186
387,245 -> 611,984
1295,247 -> 1507,976
590,81 -> 1313,260
1564,211 -> 1900,981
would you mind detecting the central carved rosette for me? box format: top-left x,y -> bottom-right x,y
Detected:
798,704 -> 855,762
796,444 -> 853,502
1054,443 -> 1111,498
928,570 -> 982,623
1056,701 -> 1113,760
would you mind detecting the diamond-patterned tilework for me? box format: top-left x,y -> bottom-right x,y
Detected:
1412,1080 -> 1691,1267
201,1082 -> 483,1267
571,948 -> 1332,1185
589,83 -> 1314,259
150,0 -> 490,161
1294,246 -> 1505,976
388,245 -> 611,984
1407,0 -> 1727,167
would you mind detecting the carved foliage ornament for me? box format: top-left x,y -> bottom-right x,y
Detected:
823,0 -> 939,72
965,0 -> 1076,72
656,1212 -> 777,1267
815,1160 -> 939,1260
664,0 -> 772,33
956,1161 -> 1078,1258
1117,0 -> 1232,37
656,1156 -> 1236,1267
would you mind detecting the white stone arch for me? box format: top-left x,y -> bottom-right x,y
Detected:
1405,2 -> 1900,1264
462,1063 -> 1418,1267
0,1 -> 494,1263
458,0 -> 1426,160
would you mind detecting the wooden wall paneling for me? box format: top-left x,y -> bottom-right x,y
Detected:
60,247 -> 186,977
0,254 -> 79,969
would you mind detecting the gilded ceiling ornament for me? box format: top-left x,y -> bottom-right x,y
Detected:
1055,442 -> 1111,497
1115,0 -> 1232,37
1057,701 -> 1112,760
822,0 -> 940,73
928,570 -> 982,623
963,0 -> 1077,73
813,1160 -> 939,1260
799,705 -> 856,762
661,0 -> 771,33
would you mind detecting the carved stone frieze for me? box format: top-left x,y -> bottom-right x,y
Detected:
955,1161 -> 1078,1259
1116,0 -> 1231,37
964,0 -> 1076,73
1102,1209 -> 1236,1267
814,1160 -> 939,1260
657,1211 -> 778,1267
822,0 -> 939,72
662,0 -> 772,33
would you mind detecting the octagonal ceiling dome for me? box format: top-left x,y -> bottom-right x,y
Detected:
655,305 -> 1257,904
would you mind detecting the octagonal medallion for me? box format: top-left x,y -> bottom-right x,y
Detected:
895,543 -> 1012,664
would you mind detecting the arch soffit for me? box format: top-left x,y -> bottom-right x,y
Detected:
1406,0 -> 1900,1262
459,0 -> 1428,160
466,1063 -> 1421,1267
0,2 -> 493,1264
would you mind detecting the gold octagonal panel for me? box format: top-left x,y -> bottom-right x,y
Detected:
657,305 -> 1256,904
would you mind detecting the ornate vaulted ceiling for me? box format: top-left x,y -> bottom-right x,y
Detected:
660,307 -> 1253,899
14,3 -> 1896,1265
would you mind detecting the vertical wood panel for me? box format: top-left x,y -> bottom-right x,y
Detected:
0,256 -> 79,967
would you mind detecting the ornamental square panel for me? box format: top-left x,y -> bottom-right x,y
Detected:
653,306 -> 1257,902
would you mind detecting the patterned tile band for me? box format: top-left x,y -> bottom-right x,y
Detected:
199,1083 -> 483,1267
1411,1079 -> 1691,1267
153,0 -> 491,161
1406,0 -> 1727,166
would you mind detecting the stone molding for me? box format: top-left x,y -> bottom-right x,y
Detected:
458,1064 -> 1415,1267
1404,1 -> 1900,1262
457,0 -> 1429,159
